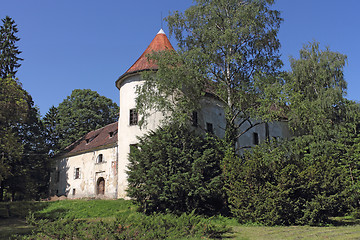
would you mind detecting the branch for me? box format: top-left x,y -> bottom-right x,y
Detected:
236,121 -> 263,139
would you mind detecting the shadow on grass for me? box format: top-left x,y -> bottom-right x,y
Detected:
0,218 -> 34,239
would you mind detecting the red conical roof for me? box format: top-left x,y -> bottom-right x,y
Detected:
116,29 -> 174,89
126,29 -> 174,74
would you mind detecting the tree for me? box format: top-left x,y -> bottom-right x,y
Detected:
136,0 -> 283,150
127,124 -> 226,215
0,16 -> 23,79
223,42 -> 360,225
44,89 -> 119,152
0,77 -> 28,200
42,106 -> 60,157
285,41 -> 348,138
4,94 -> 49,200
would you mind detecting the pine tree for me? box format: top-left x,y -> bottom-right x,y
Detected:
0,16 -> 23,79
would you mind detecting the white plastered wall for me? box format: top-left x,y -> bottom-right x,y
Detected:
55,145 -> 118,199
117,74 -> 165,198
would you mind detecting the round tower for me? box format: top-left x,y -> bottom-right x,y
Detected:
115,29 -> 174,198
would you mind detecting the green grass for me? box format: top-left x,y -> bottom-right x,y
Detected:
34,198 -> 135,220
3,199 -> 360,239
230,225 -> 360,240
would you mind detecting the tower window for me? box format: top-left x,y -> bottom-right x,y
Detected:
206,122 -> 213,134
253,132 -> 259,145
129,109 -> 138,126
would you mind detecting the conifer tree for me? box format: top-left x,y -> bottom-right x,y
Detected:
0,16 -> 23,79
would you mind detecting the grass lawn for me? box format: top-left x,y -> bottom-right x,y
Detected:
0,218 -> 34,239
2,199 -> 360,239
230,225 -> 360,240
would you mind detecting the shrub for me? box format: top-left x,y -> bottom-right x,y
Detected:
223,138 -> 352,226
127,124 -> 227,215
18,211 -> 229,240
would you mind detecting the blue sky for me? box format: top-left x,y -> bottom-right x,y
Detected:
1,0 -> 359,116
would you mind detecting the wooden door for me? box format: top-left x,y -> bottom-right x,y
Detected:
97,178 -> 105,195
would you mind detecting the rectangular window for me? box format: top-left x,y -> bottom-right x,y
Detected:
72,189 -> 76,195
253,132 -> 259,145
192,111 -> 198,127
74,167 -> 80,179
129,108 -> 138,126
206,122 -> 213,134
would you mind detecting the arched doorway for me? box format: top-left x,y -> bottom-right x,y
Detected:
96,177 -> 105,195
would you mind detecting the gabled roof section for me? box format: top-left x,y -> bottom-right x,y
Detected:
116,29 -> 174,89
60,122 -> 118,157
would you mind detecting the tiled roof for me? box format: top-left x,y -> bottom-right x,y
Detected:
126,29 -> 174,74
116,29 -> 174,88
61,122 -> 118,156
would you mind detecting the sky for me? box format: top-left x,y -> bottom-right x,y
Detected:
1,0 -> 359,116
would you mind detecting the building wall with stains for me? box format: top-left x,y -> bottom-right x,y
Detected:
50,144 -> 118,199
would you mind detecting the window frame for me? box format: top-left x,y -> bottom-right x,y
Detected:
97,154 -> 104,164
206,122 -> 213,134
253,132 -> 259,145
129,108 -> 138,126
74,167 -> 81,179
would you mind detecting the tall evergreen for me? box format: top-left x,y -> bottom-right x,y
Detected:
0,16 -> 23,79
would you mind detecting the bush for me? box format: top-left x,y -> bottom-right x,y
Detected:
18,211 -> 229,240
127,124 -> 227,215
223,138 -> 352,226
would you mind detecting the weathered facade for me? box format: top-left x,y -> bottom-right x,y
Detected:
49,29 -> 290,199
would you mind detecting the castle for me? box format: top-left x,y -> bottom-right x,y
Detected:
49,29 -> 290,199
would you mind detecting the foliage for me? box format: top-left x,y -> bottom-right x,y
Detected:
285,41 -> 348,137
43,89 -> 119,152
136,0 -> 284,150
0,16 -> 23,79
127,124 -> 227,215
6,94 -> 50,201
20,211 -> 228,240
10,199 -> 229,240
223,138 -> 353,226
0,77 -> 28,192
223,42 -> 360,226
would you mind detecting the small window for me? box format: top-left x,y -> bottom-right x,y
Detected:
74,168 -> 80,179
86,139 -> 90,144
109,131 -> 114,138
192,111 -> 198,127
253,132 -> 259,145
97,154 -> 103,163
206,122 -> 213,134
72,189 -> 76,195
129,109 -> 138,126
